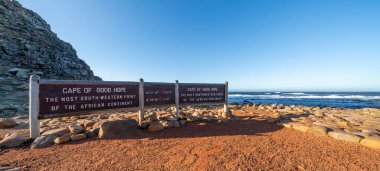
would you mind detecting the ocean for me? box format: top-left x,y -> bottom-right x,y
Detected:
228,92 -> 380,109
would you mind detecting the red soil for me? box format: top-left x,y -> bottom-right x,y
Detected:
0,110 -> 379,170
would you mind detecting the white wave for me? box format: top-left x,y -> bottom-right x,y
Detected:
228,94 -> 380,100
283,92 -> 305,95
264,93 -> 271,95
274,92 -> 281,94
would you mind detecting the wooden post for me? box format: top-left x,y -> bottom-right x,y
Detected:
224,81 -> 229,112
29,75 -> 40,139
175,80 -> 179,119
138,78 -> 145,125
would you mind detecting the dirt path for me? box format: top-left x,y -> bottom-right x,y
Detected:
1,111 -> 380,170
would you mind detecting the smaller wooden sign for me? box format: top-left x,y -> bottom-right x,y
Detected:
179,84 -> 225,104
144,83 -> 175,106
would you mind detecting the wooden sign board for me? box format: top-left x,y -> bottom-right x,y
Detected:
179,84 -> 225,104
29,75 -> 228,138
38,81 -> 139,118
144,83 -> 175,107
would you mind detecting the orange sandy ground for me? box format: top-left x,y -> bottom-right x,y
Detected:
0,109 -> 379,170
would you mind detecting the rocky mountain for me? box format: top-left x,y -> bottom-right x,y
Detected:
0,0 -> 101,117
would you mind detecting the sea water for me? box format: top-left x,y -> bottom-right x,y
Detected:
228,92 -> 380,109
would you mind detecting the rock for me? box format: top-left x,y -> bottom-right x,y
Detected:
360,136 -> 380,149
296,165 -> 306,171
292,123 -> 310,132
98,119 -> 138,138
272,113 -> 280,118
41,127 -> 69,137
199,116 -> 212,122
0,133 -> 29,148
217,118 -> 230,123
167,120 -> 180,128
284,106 -> 293,112
186,115 -> 199,122
328,131 -> 363,143
336,121 -> 350,127
84,121 -> 96,128
0,167 -> 20,171
85,131 -> 95,138
161,121 -> 169,128
266,118 -> 278,123
140,122 -> 150,129
97,114 -> 108,119
54,133 -> 71,144
197,122 -> 207,126
360,128 -> 379,133
68,125 -> 83,134
308,125 -> 329,136
89,128 -> 100,135
353,132 -> 376,138
344,128 -> 360,134
179,120 -> 186,126
148,122 -> 165,132
0,118 -> 17,128
147,113 -> 158,121
314,110 -> 324,116
92,121 -> 105,129
192,111 -> 200,117
71,134 -> 87,141
31,135 -> 57,149
0,0 -> 101,118
276,122 -> 292,128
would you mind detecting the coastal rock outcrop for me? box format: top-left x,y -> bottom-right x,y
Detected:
0,0 -> 101,117
245,103 -> 380,149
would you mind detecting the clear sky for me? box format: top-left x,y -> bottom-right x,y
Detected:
18,0 -> 380,91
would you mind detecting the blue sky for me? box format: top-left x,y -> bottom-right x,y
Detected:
19,0 -> 380,91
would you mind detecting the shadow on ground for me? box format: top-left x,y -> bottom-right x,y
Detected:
67,116 -> 284,145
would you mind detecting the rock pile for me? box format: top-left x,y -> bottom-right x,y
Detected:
244,103 -> 380,150
0,0 -> 100,117
0,105 -> 232,149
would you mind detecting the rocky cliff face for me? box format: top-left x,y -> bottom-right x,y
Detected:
0,0 -> 101,117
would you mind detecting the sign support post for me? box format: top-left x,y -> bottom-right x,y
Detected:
175,80 -> 179,119
224,81 -> 229,113
138,78 -> 145,125
29,75 -> 40,139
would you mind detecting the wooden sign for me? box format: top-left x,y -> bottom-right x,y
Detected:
29,75 -> 228,139
144,83 -> 175,106
179,84 -> 225,104
38,81 -> 139,117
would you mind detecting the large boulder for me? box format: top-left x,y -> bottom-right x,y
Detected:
168,120 -> 180,128
308,125 -> 329,136
0,133 -> 29,148
31,135 -> 57,149
328,131 -> 363,143
292,123 -> 310,132
41,127 -> 69,137
360,136 -> 380,149
71,134 -> 87,141
98,119 -> 138,138
162,120 -> 180,128
84,121 -> 96,128
54,133 -> 71,144
68,125 -> 83,134
148,122 -> 165,132
0,118 -> 17,128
